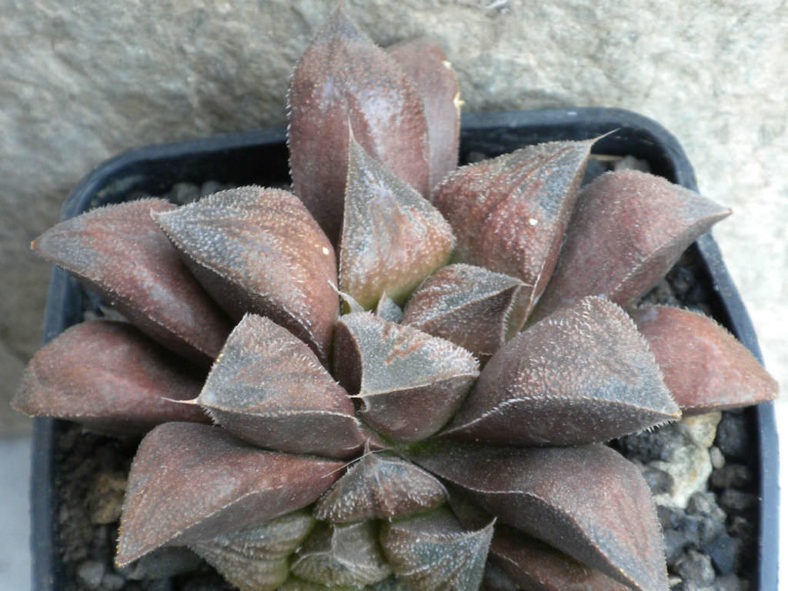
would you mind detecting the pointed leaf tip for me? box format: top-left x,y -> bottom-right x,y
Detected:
533,169 -> 731,320
375,292 -> 404,323
444,296 -> 679,446
288,7 -> 429,242
291,521 -> 391,587
339,138 -> 455,309
12,321 -> 206,434
314,452 -> 446,522
334,312 -> 479,441
432,139 -> 595,315
632,305 -> 778,413
116,423 -> 342,566
380,507 -> 494,591
197,314 -> 365,458
153,186 -> 338,362
402,263 -> 527,357
31,199 -> 232,362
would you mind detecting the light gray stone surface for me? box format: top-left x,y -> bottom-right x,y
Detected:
1,0 -> 786,434
650,413 -> 722,509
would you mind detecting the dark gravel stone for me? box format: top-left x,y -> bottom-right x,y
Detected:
664,528 -> 691,563
714,573 -> 746,590
101,573 -> 126,591
643,465 -> 675,494
715,413 -> 751,460
77,561 -> 106,590
674,550 -> 715,586
170,182 -> 202,204
667,265 -> 695,296
642,278 -> 681,307
711,464 -> 752,490
718,489 -> 758,513
618,424 -> 685,462
687,491 -> 727,523
200,180 -> 222,196
659,505 -> 685,530
704,531 -> 740,575
686,492 -> 726,545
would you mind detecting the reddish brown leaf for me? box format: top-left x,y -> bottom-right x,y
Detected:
388,37 -> 461,190
333,312 -> 479,442
190,511 -> 315,591
339,138 -> 455,309
12,321 -> 206,434
197,314 -> 365,458
432,139 -> 594,316
31,199 -> 232,363
401,263 -> 526,358
288,7 -> 430,242
291,521 -> 391,587
116,423 -> 342,566
153,187 -> 338,362
443,296 -> 679,446
380,507 -> 494,591
532,170 -> 731,321
490,525 -> 630,591
410,441 -> 669,591
632,305 -> 778,413
314,452 -> 446,523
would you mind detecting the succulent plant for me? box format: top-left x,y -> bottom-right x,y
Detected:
13,7 -> 778,591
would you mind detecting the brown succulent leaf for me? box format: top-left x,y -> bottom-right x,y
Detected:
388,36 -> 461,190
489,525 -> 630,591
152,186 -> 338,362
380,507 -> 494,591
432,139 -> 594,316
333,312 -> 479,442
339,138 -> 455,309
190,511 -> 315,591
443,296 -> 679,446
196,314 -> 365,458
448,490 -> 628,590
116,423 -> 342,566
532,170 -> 732,321
12,321 -> 206,434
31,199 -> 232,363
401,264 -> 527,358
631,305 -> 778,414
288,6 -> 430,242
291,521 -> 392,587
314,451 -> 447,523
409,441 -> 669,591
376,292 -> 404,323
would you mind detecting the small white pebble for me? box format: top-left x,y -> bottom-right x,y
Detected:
710,446 -> 725,469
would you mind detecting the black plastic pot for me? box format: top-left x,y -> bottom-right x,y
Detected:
31,107 -> 778,590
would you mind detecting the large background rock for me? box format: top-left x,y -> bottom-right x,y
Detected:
1,0 -> 785,432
